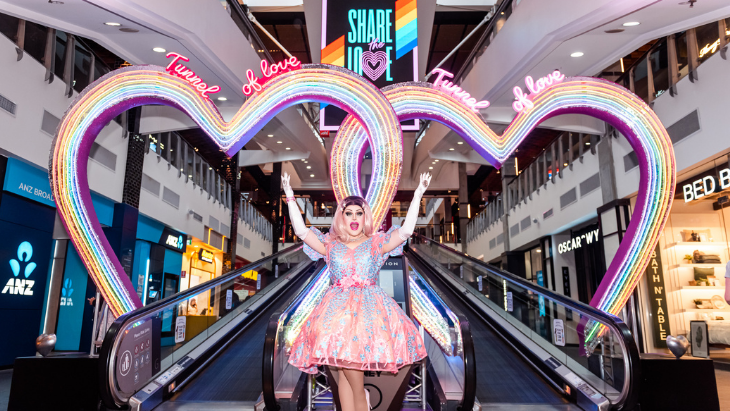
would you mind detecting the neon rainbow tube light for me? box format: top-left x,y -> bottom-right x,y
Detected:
50,64 -> 402,317
331,78 -> 675,351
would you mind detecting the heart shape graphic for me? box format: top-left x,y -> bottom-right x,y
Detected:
361,51 -> 388,81
331,78 -> 675,351
50,64 -> 402,317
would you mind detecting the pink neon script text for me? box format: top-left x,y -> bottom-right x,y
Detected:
430,68 -> 490,112
242,56 -> 302,96
165,53 -> 220,98
512,70 -> 565,113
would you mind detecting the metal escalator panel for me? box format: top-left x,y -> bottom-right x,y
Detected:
408,235 -> 641,411
262,255 -> 476,411
99,245 -> 315,410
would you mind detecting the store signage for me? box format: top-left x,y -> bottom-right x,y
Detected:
431,68 -> 490,112
699,39 -> 721,58
242,57 -> 302,96
199,249 -> 214,263
59,278 -> 74,306
537,270 -> 545,317
646,245 -> 670,348
553,319 -> 565,347
512,70 -> 565,114
320,0 -> 418,130
158,227 -> 186,252
1,241 -> 36,296
557,229 -> 600,254
174,316 -> 186,343
3,158 -> 56,208
165,52 -> 220,98
682,168 -> 730,202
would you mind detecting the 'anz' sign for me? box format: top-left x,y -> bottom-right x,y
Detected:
1,242 -> 36,296
557,229 -> 599,254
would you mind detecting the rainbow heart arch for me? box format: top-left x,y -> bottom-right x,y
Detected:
50,63 -> 674,352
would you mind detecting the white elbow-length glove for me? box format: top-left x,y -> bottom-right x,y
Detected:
398,173 -> 432,241
282,172 -> 309,240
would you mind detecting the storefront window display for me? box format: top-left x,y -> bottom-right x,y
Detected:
650,154 -> 730,356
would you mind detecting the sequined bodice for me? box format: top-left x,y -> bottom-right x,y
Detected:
328,238 -> 381,286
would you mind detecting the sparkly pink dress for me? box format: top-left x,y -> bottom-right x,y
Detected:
288,226 -> 427,374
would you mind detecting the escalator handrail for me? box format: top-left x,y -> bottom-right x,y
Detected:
411,234 -> 640,411
263,260 -> 326,411
99,243 -> 304,408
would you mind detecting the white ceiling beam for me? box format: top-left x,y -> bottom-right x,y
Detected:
239,150 -> 311,167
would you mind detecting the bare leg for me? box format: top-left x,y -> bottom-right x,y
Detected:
342,369 -> 368,411
336,368 -> 355,411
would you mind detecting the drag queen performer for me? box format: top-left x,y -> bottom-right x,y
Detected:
283,172 -> 431,411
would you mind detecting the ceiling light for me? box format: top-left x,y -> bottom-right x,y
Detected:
585,142 -> 591,146
457,141 -> 463,145
285,147 -> 291,150
622,21 -> 640,27
310,174 -> 315,177
306,166 -> 311,169
570,51 -> 584,58
449,148 -> 455,151
152,47 -> 166,53
104,22 -> 121,26
277,141 -> 283,144
217,97 -> 227,101
429,166 -> 433,170
300,158 -> 305,161
432,161 -> 436,164
304,161 -> 308,163
268,134 -> 274,137
435,159 -> 439,162
563,163 -> 568,166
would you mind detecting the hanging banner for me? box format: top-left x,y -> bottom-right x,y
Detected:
321,0 -> 418,131
646,244 -> 670,348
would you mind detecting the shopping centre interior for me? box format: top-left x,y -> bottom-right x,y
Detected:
0,0 -> 730,410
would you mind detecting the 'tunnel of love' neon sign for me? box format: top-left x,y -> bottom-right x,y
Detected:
165,53 -> 221,98
430,68 -> 490,112
242,57 -> 302,96
512,70 -> 565,114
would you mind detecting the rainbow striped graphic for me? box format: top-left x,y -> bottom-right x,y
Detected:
330,78 -> 675,351
50,64 -> 402,317
321,35 -> 345,66
395,0 -> 417,59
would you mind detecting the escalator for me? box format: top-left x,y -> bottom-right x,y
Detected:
99,234 -> 639,411
98,245 -> 322,411
406,234 -> 641,411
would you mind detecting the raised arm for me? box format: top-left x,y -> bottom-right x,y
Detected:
282,172 -> 326,256
382,172 -> 431,254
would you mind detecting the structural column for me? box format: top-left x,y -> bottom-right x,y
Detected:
269,162 -> 282,254
458,163 -> 469,254
222,153 -> 240,274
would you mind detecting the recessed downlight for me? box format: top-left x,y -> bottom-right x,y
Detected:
268,134 -> 274,137
570,51 -> 584,58
457,141 -> 463,145
306,166 -> 311,169
104,22 -> 121,26
429,166 -> 433,170
217,97 -> 227,101
622,21 -> 640,27
285,147 -> 291,150
152,47 -> 166,53
277,141 -> 283,144
310,174 -> 315,178
435,159 -> 439,162
449,148 -> 455,151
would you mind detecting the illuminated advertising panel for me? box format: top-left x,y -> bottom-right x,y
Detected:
321,0 -> 418,131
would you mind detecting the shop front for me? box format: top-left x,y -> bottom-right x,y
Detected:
637,153 -> 730,355
0,157 -> 55,366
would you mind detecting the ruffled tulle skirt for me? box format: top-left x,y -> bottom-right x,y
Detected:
288,285 -> 427,374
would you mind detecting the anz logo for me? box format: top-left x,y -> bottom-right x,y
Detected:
2,241 -> 36,296
60,278 -> 74,306
165,234 -> 185,250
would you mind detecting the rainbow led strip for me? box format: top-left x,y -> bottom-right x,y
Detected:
283,267 -> 332,347
332,79 -> 675,351
395,0 -> 418,59
50,64 -> 402,317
